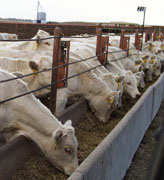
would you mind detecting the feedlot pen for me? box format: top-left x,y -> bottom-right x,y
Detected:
11,76 -> 161,180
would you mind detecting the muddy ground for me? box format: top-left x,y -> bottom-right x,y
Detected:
12,79 -> 158,180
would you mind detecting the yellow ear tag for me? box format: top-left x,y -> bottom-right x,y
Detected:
143,59 -> 147,64
32,69 -> 38,73
158,34 -> 162,39
36,41 -> 40,48
110,97 -> 114,104
150,59 -> 155,64
137,82 -> 140,86
161,45 -> 164,50
117,82 -> 121,88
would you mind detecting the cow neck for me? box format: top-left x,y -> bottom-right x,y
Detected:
15,94 -> 62,137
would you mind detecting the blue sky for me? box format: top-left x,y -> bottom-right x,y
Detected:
0,0 -> 164,26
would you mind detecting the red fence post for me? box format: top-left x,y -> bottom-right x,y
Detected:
50,27 -> 61,114
96,28 -> 102,59
134,31 -> 142,51
145,31 -> 149,42
96,28 -> 109,65
153,31 -> 157,41
120,30 -> 125,50
120,30 -> 130,55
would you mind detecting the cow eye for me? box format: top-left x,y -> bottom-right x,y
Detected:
127,82 -> 131,85
45,42 -> 50,46
64,148 -> 73,155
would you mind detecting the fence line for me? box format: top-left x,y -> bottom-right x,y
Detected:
0,43 -> 150,84
0,64 -> 102,104
0,26 -> 154,111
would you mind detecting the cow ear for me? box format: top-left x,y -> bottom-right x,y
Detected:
29,61 -> 39,72
53,130 -> 63,143
12,71 -> 24,77
135,72 -> 141,76
115,75 -> 125,83
64,120 -> 72,127
135,76 -> 140,82
106,91 -> 119,104
135,60 -> 142,65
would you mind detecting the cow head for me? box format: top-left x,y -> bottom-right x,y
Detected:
152,61 -> 161,77
45,120 -> 78,175
9,33 -> 18,40
135,71 -> 145,88
35,30 -> 53,50
141,55 -> 150,71
123,71 -> 140,98
87,91 -> 120,123
28,56 -> 52,96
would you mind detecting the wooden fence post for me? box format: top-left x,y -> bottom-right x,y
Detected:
50,27 -> 61,114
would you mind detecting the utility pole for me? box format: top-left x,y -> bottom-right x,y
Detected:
137,6 -> 146,51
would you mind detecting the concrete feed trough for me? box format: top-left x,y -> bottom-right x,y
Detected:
68,73 -> 164,180
0,74 -> 164,180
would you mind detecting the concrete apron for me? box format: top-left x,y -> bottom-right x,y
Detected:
0,99 -> 89,180
68,73 -> 164,180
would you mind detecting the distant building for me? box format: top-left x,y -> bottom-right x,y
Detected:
36,1 -> 46,23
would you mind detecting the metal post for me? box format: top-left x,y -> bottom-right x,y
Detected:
50,27 -> 61,114
120,30 -> 125,50
141,8 -> 146,51
96,28 -> 102,58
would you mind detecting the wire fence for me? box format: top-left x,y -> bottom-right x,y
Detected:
0,32 -> 151,105
0,34 -> 97,42
0,63 -> 102,104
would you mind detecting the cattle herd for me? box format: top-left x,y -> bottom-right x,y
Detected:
0,29 -> 164,175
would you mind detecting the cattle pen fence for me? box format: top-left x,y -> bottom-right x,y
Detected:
0,27 -> 160,114
0,26 -> 164,180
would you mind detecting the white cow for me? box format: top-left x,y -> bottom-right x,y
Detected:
67,58 -> 120,122
0,30 -> 53,51
0,52 -> 120,123
0,56 -> 68,116
0,56 -> 53,97
0,32 -> 18,40
0,69 -> 78,175
106,61 -> 140,98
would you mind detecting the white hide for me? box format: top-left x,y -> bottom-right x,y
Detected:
106,61 -> 140,98
0,29 -> 53,51
0,56 -> 68,116
0,32 -> 18,40
0,69 -> 78,175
